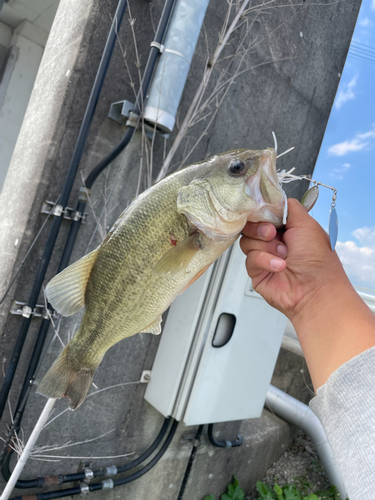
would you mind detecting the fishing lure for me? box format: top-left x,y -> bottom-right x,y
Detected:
272,132 -> 338,251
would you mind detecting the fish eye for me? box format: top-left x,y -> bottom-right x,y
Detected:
229,159 -> 246,175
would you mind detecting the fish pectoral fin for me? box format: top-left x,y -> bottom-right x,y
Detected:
152,232 -> 202,277
139,315 -> 163,335
179,264 -> 211,295
45,248 -> 99,316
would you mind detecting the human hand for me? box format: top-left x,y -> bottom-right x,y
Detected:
241,198 -> 375,389
240,198 -> 348,322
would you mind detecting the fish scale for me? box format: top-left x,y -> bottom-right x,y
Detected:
38,148 -> 286,409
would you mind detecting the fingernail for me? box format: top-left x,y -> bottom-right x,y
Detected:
270,258 -> 283,270
257,224 -> 269,238
277,244 -> 288,258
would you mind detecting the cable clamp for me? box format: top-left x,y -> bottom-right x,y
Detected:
71,210 -> 83,222
21,305 -> 32,318
125,111 -> 140,128
105,465 -> 118,477
83,467 -> 94,482
150,41 -> 164,53
41,201 -> 87,224
102,479 -> 114,489
79,186 -> 91,203
52,204 -> 64,217
10,300 -> 57,320
80,482 -> 90,495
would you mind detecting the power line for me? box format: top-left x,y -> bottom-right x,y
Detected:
348,51 -> 375,66
350,44 -> 375,57
351,40 -> 375,53
349,47 -> 375,61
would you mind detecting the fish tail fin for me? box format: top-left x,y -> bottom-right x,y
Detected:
37,349 -> 97,410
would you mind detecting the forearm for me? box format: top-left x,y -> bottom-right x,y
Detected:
240,199 -> 375,391
292,275 -> 375,390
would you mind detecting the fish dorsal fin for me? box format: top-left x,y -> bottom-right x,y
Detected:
45,249 -> 99,316
153,233 -> 202,276
139,315 -> 163,335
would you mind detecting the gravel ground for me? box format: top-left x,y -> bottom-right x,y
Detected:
246,430 -> 331,499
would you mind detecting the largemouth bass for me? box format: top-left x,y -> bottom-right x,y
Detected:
38,148 -> 285,409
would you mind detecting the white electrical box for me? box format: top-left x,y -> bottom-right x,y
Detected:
144,241 -> 287,425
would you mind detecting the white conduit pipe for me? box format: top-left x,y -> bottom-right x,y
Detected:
143,0 -> 210,134
0,398 -> 56,500
266,385 -> 347,500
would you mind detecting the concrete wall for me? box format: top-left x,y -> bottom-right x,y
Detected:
0,0 -> 60,190
0,0 -> 360,498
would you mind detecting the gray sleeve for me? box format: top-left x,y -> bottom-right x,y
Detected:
309,346 -> 375,500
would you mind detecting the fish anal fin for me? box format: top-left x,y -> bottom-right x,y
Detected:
139,315 -> 163,335
45,248 -> 98,316
37,349 -> 97,410
153,233 -> 202,276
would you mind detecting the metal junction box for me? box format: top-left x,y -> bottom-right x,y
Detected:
144,241 -> 287,425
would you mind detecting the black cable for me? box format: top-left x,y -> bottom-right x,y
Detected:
177,424 -> 204,500
0,316 -> 51,471
116,416 -> 171,473
207,423 -> 243,448
0,0 -> 129,422
10,419 -> 178,500
113,418 -> 178,486
1,0 -> 177,484
3,0 -> 178,494
84,0 -> 176,190
3,416 -> 170,489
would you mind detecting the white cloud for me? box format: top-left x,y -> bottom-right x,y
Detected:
328,139 -> 366,156
336,242 -> 375,290
328,125 -> 375,156
335,76 -> 357,110
335,226 -> 375,291
330,162 -> 350,180
372,0 -> 375,10
359,18 -> 372,27
352,227 -> 375,246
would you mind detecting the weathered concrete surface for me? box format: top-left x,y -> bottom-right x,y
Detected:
0,0 -> 360,498
272,347 -> 314,406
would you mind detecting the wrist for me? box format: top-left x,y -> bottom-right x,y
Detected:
291,273 -> 353,337
291,272 -> 375,390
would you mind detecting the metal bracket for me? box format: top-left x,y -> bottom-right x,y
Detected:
125,110 -> 140,129
83,467 -> 94,482
79,186 -> 91,203
109,100 -> 169,140
10,300 -> 57,320
41,201 -> 87,224
140,370 -> 151,383
79,482 -> 90,495
108,100 -> 134,125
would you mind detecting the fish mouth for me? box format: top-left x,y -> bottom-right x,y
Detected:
245,149 -> 285,226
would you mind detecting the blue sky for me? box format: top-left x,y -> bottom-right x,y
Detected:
308,0 -> 375,293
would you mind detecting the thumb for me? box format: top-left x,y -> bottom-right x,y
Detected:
285,198 -> 313,230
285,198 -> 331,249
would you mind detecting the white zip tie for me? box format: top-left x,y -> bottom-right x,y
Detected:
272,131 -> 278,154
276,147 -> 295,159
282,190 -> 288,225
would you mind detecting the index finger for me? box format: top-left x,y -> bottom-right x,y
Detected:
242,222 -> 277,241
